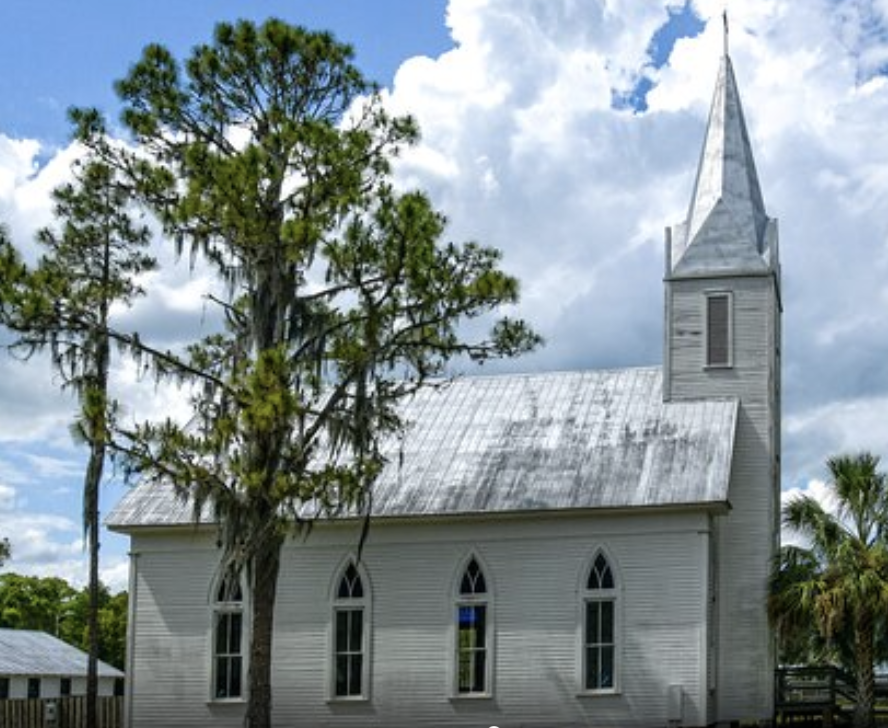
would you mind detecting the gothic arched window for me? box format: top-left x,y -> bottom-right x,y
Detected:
456,556 -> 491,695
212,572 -> 245,700
583,551 -> 618,692
332,560 -> 370,699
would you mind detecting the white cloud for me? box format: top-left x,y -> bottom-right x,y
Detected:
0,483 -> 15,511
0,497 -> 130,592
779,478 -> 839,549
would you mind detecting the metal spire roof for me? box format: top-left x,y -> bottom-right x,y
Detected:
669,53 -> 775,277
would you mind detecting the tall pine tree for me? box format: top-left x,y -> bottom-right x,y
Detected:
74,19 -> 540,727
0,159 -> 155,726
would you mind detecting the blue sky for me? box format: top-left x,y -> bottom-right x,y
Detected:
1,1 -> 451,144
3,0 -> 888,590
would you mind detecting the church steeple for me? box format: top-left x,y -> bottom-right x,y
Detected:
668,51 -> 775,277
662,43 -> 782,724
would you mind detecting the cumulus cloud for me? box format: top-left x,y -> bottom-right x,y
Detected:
384,0 -> 888,474
779,478 -> 839,549
0,480 -> 130,591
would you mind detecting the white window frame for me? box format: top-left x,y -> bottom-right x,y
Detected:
580,549 -> 621,695
329,558 -> 371,701
452,554 -> 493,698
210,570 -> 248,703
704,290 -> 733,368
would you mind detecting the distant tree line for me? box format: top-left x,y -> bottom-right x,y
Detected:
0,573 -> 127,670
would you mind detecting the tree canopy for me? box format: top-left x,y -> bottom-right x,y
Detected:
769,452 -> 888,728
62,18 -> 540,728
0,158 -> 154,724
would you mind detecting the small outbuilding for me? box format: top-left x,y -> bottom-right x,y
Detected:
0,629 -> 124,700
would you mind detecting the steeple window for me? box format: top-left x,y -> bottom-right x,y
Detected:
705,292 -> 733,368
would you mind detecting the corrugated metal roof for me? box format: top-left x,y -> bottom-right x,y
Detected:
0,629 -> 124,677
107,367 -> 736,529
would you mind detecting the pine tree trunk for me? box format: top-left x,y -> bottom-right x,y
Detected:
84,440 -> 104,728
245,531 -> 283,728
854,612 -> 876,728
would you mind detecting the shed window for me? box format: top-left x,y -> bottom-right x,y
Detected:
212,572 -> 245,701
0,677 -> 9,700
583,551 -> 619,693
706,292 -> 732,367
332,561 -> 369,699
60,677 -> 71,696
456,557 -> 491,696
27,678 -> 40,699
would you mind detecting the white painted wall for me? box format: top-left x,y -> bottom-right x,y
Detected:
665,266 -> 781,724
124,509 -> 717,728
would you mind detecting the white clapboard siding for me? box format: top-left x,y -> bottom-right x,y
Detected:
665,271 -> 780,722
126,510 -> 715,728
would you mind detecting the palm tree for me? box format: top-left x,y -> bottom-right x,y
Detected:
769,452 -> 888,728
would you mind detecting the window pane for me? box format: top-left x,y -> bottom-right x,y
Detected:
349,610 -> 363,652
472,650 -> 486,692
60,677 -> 71,696
336,611 -> 348,651
229,613 -> 242,652
217,575 -> 242,603
601,601 -> 614,644
586,602 -> 599,641
588,553 -> 614,590
336,655 -> 349,696
600,646 -> 615,689
338,563 -> 364,599
458,651 -> 472,692
349,654 -> 363,696
474,606 -> 486,648
230,656 -> 242,697
216,659 -> 230,698
586,647 -> 599,690
460,558 -> 486,595
216,613 -> 229,654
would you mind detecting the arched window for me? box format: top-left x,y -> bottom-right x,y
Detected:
583,551 -> 618,692
332,560 -> 369,699
455,556 -> 491,695
212,572 -> 245,700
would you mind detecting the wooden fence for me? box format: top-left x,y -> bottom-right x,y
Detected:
0,696 -> 122,728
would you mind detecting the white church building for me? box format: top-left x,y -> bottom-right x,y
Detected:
108,49 -> 782,728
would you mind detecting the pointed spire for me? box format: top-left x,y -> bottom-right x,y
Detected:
669,44 -> 773,276
723,10 -> 729,56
